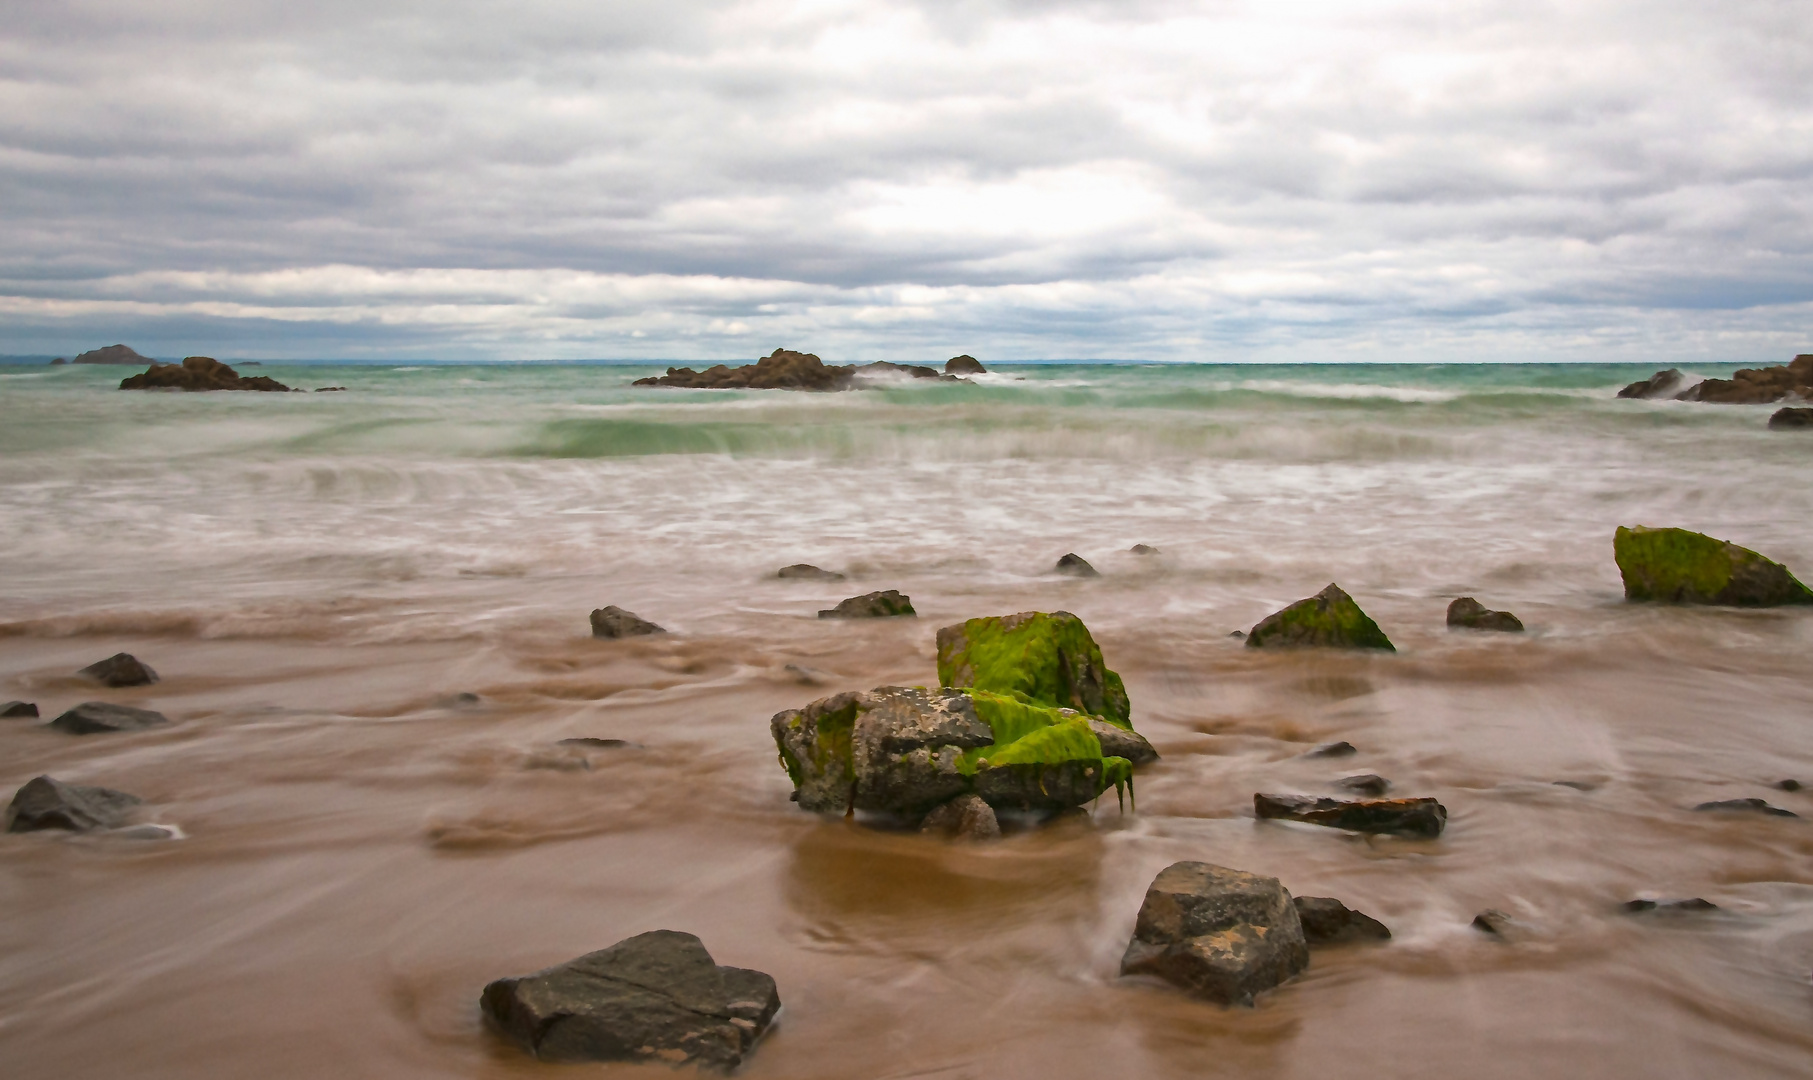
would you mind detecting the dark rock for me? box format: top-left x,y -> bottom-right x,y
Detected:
1247,583 -> 1394,651
854,360 -> 949,381
1054,553 -> 1099,577
633,348 -> 855,391
1622,898 -> 1718,914
1293,896 -> 1391,945
120,356 -> 292,392
777,563 -> 845,581
558,737 -> 636,750
1091,717 -> 1159,766
818,590 -> 915,619
1255,792 -> 1446,837
77,652 -> 159,687
1228,630 -> 1246,639
1678,354 -> 1813,404
919,793 -> 1000,839
1471,909 -> 1515,936
1553,780 -> 1599,791
480,930 -> 779,1071
50,358 -> 66,365
1769,407 -> 1813,429
936,610 -> 1130,725
944,355 -> 987,375
448,692 -> 482,707
1446,596 -> 1524,632
48,702 -> 171,734
73,344 -> 152,365
1614,525 -> 1813,606
1119,861 -> 1311,1006
1776,779 -> 1802,792
590,606 -> 666,638
1693,797 -> 1797,816
5,775 -> 143,832
1336,774 -> 1390,796
1129,544 -> 1160,554
315,386 -> 347,392
1617,368 -> 1688,399
1,701 -> 39,718
1304,741 -> 1357,758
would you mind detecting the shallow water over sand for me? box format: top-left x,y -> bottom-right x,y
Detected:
2,361 -> 1812,1078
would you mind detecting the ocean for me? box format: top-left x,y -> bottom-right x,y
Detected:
2,358 -> 1811,1077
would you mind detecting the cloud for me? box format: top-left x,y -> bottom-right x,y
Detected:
1,0 -> 1810,360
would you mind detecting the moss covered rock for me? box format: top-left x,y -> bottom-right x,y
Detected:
1614,526 -> 1813,606
1246,584 -> 1394,651
770,685 -> 1135,817
935,611 -> 1131,727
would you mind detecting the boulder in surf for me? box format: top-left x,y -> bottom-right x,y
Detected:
1677,354 -> 1813,404
1119,861 -> 1311,1006
777,563 -> 845,581
5,775 -> 143,832
48,702 -> 171,735
1292,896 -> 1392,945
818,590 -> 915,618
1446,597 -> 1524,632
481,930 -> 780,1071
1769,407 -> 1813,429
1,701 -> 39,718
1246,584 -> 1395,651
1053,552 -> 1098,577
918,793 -> 1001,839
1617,368 -> 1688,399
590,606 -> 666,638
77,652 -> 159,687
936,610 -> 1132,727
120,356 -> 292,391
944,354 -> 987,375
1254,792 -> 1446,837
1614,526 -> 1813,606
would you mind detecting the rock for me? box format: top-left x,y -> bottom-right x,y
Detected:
1292,896 -> 1391,945
590,606 -> 666,638
1552,780 -> 1599,791
771,685 -> 1135,816
1129,544 -> 1160,554
1769,407 -> 1813,429
1227,630 -> 1245,639
1336,774 -> 1390,796
77,652 -> 159,687
1693,797 -> 1797,816
315,386 -> 348,392
1617,368 -> 1688,399
120,356 -> 293,392
1776,779 -> 1802,792
1090,717 -> 1159,766
1053,552 -> 1098,577
1119,861 -> 1311,1006
936,610 -> 1131,726
1471,909 -> 1515,936
1246,583 -> 1395,651
72,344 -> 152,365
1,701 -> 39,718
919,793 -> 1001,839
48,702 -> 171,734
4,775 -> 143,832
944,355 -> 987,375
1303,741 -> 1356,758
1254,793 -> 1446,837
777,563 -> 845,581
633,348 -> 855,391
50,358 -> 66,365
1446,596 -> 1524,632
1677,354 -> 1813,404
558,737 -> 636,750
480,930 -> 779,1071
818,590 -> 915,619
1622,898 -> 1718,914
1614,526 -> 1813,606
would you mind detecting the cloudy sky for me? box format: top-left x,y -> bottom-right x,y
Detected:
2,0 -> 1810,361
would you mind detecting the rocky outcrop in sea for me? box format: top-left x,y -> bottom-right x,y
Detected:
120,357 -> 293,392
633,348 -> 971,391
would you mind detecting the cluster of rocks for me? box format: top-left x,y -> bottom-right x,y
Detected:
633,349 -> 986,391
120,356 -> 293,392
1619,354 -> 1813,404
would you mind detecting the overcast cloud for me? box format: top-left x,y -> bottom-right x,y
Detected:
2,0 -> 1810,361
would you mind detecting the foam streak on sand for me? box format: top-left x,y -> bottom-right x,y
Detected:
2,360 -> 1813,1078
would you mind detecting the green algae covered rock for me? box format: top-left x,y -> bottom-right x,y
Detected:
935,611 -> 1131,727
770,685 -> 1136,817
1246,584 -> 1394,651
1614,526 -> 1813,607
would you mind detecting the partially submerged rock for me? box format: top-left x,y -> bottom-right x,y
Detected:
1293,896 -> 1391,945
1770,407 -> 1813,429
919,793 -> 1001,839
1304,741 -> 1357,758
1336,774 -> 1390,796
48,702 -> 171,735
936,610 -> 1131,726
1090,717 -> 1158,766
1693,797 -> 1796,817
777,563 -> 845,581
5,775 -> 143,832
1614,526 -> 1813,606
1053,552 -> 1098,577
1,701 -> 39,718
590,606 -> 666,638
1471,909 -> 1516,936
1617,368 -> 1688,399
1446,597 -> 1524,632
77,652 -> 159,687
1129,544 -> 1160,555
1622,898 -> 1718,914
120,356 -> 292,392
1119,861 -> 1310,1006
818,590 -> 915,619
481,930 -> 779,1071
558,737 -> 636,750
73,344 -> 152,365
634,348 -> 852,391
771,685 -> 1135,816
1254,793 -> 1446,837
945,355 -> 987,375
1246,584 -> 1395,651
1679,354 -> 1813,404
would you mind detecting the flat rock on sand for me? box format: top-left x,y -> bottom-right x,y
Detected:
48,702 -> 171,734
1120,861 -> 1310,1006
818,590 -> 915,618
481,930 -> 780,1071
5,775 -> 143,832
77,652 -> 159,687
